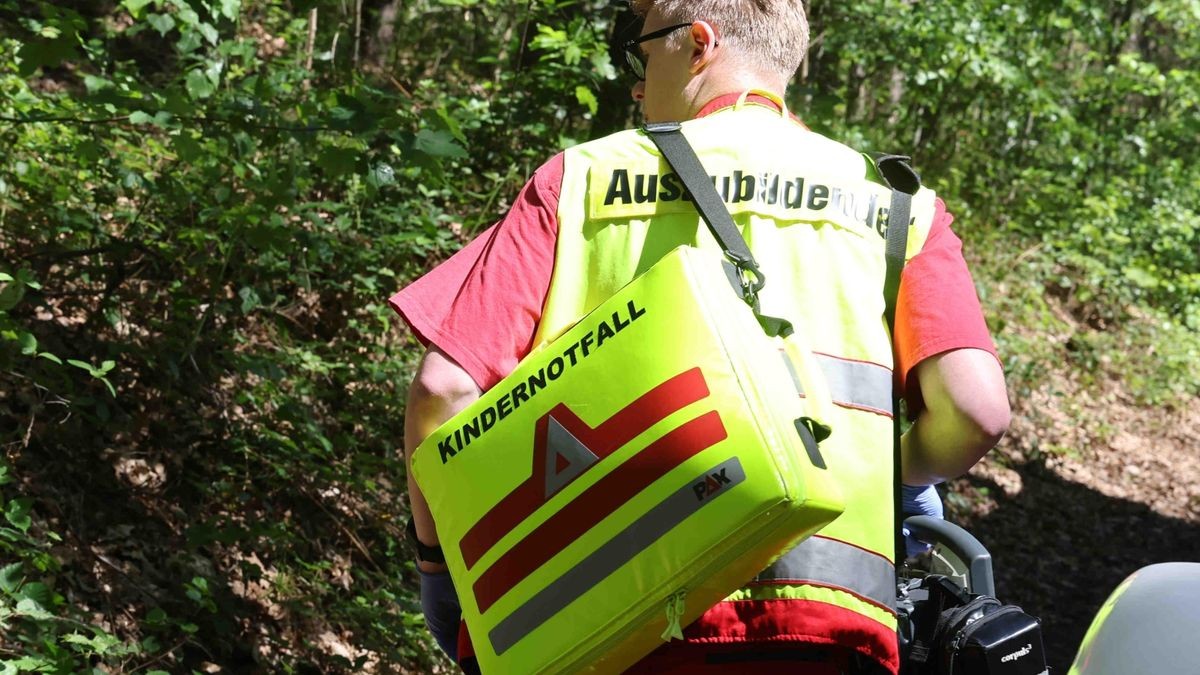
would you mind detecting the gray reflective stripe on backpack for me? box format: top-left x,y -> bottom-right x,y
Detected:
813,355 -> 894,416
752,535 -> 896,611
488,457 -> 747,655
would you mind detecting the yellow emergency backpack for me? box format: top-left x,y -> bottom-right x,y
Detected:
413,243 -> 843,674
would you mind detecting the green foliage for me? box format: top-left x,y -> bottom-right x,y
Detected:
802,0 -> 1199,392
0,0 -> 1196,670
0,0 -> 623,670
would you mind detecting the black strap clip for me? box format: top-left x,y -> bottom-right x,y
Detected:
732,256 -> 766,305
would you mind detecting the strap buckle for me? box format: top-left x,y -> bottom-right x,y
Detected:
643,121 -> 682,135
734,258 -> 766,306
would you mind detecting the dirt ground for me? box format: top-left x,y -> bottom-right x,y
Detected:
944,374 -> 1200,671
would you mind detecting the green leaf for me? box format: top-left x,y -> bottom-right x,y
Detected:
62,633 -> 92,647
0,463 -> 12,486
67,359 -> 95,373
176,29 -> 202,54
18,582 -> 52,609
83,75 -> 112,94
5,499 -> 32,533
8,655 -> 52,672
146,13 -> 175,35
435,107 -> 466,143
129,111 -> 154,125
16,38 -> 79,77
0,282 -> 24,312
173,133 -> 202,162
17,332 -> 36,355
205,59 -> 224,87
38,352 -> 63,365
122,0 -> 155,15
367,163 -> 395,188
217,0 -> 240,21
171,1 -> 202,28
414,129 -> 467,159
316,147 -> 358,176
15,598 -> 52,619
15,269 -> 40,290
62,631 -> 120,655
575,85 -> 598,115
1124,265 -> 1159,289
185,69 -> 215,99
0,562 -> 22,594
198,22 -> 219,45
238,286 -> 260,313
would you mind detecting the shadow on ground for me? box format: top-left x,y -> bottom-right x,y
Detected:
950,460 -> 1200,671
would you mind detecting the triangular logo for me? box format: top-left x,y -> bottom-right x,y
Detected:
544,416 -> 600,498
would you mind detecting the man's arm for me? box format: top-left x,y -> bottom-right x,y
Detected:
404,347 -> 481,660
405,347 -> 481,573
901,347 -> 1010,485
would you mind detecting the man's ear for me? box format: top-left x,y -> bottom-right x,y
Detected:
689,20 -> 719,73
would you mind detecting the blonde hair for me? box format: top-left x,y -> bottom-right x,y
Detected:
630,0 -> 809,81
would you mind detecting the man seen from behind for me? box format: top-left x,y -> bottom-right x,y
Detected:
391,1 -> 1011,673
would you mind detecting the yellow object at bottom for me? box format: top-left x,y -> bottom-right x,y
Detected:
412,245 -> 845,674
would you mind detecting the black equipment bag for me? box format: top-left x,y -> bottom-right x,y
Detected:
902,575 -> 1047,675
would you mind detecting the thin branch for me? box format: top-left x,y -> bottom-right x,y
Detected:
353,0 -> 364,68
305,7 -> 319,78
304,489 -> 382,573
27,245 -> 116,260
0,114 -> 131,125
21,410 -> 33,448
91,551 -> 161,603
385,72 -> 412,97
0,113 -> 350,134
126,637 -> 190,674
513,0 -> 536,75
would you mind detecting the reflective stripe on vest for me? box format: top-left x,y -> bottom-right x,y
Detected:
814,354 -> 894,417
752,535 -> 896,611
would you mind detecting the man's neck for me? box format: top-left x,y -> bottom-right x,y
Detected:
685,71 -> 786,119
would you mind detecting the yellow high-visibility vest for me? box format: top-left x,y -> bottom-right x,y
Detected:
539,91 -> 938,672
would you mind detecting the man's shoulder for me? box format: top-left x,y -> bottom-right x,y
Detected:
562,126 -> 653,162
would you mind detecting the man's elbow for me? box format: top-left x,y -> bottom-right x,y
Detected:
408,362 -> 472,403
918,348 -> 1011,458
957,391 -> 1011,459
405,348 -> 482,447
410,351 -> 480,405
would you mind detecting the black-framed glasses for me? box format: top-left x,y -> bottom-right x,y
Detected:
621,22 -> 693,81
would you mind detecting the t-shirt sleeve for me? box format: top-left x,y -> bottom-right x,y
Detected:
893,198 -> 998,410
388,153 -> 564,391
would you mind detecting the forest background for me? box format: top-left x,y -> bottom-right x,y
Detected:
1,0 -> 1198,672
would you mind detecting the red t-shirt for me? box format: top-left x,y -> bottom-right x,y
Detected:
390,95 -> 997,672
